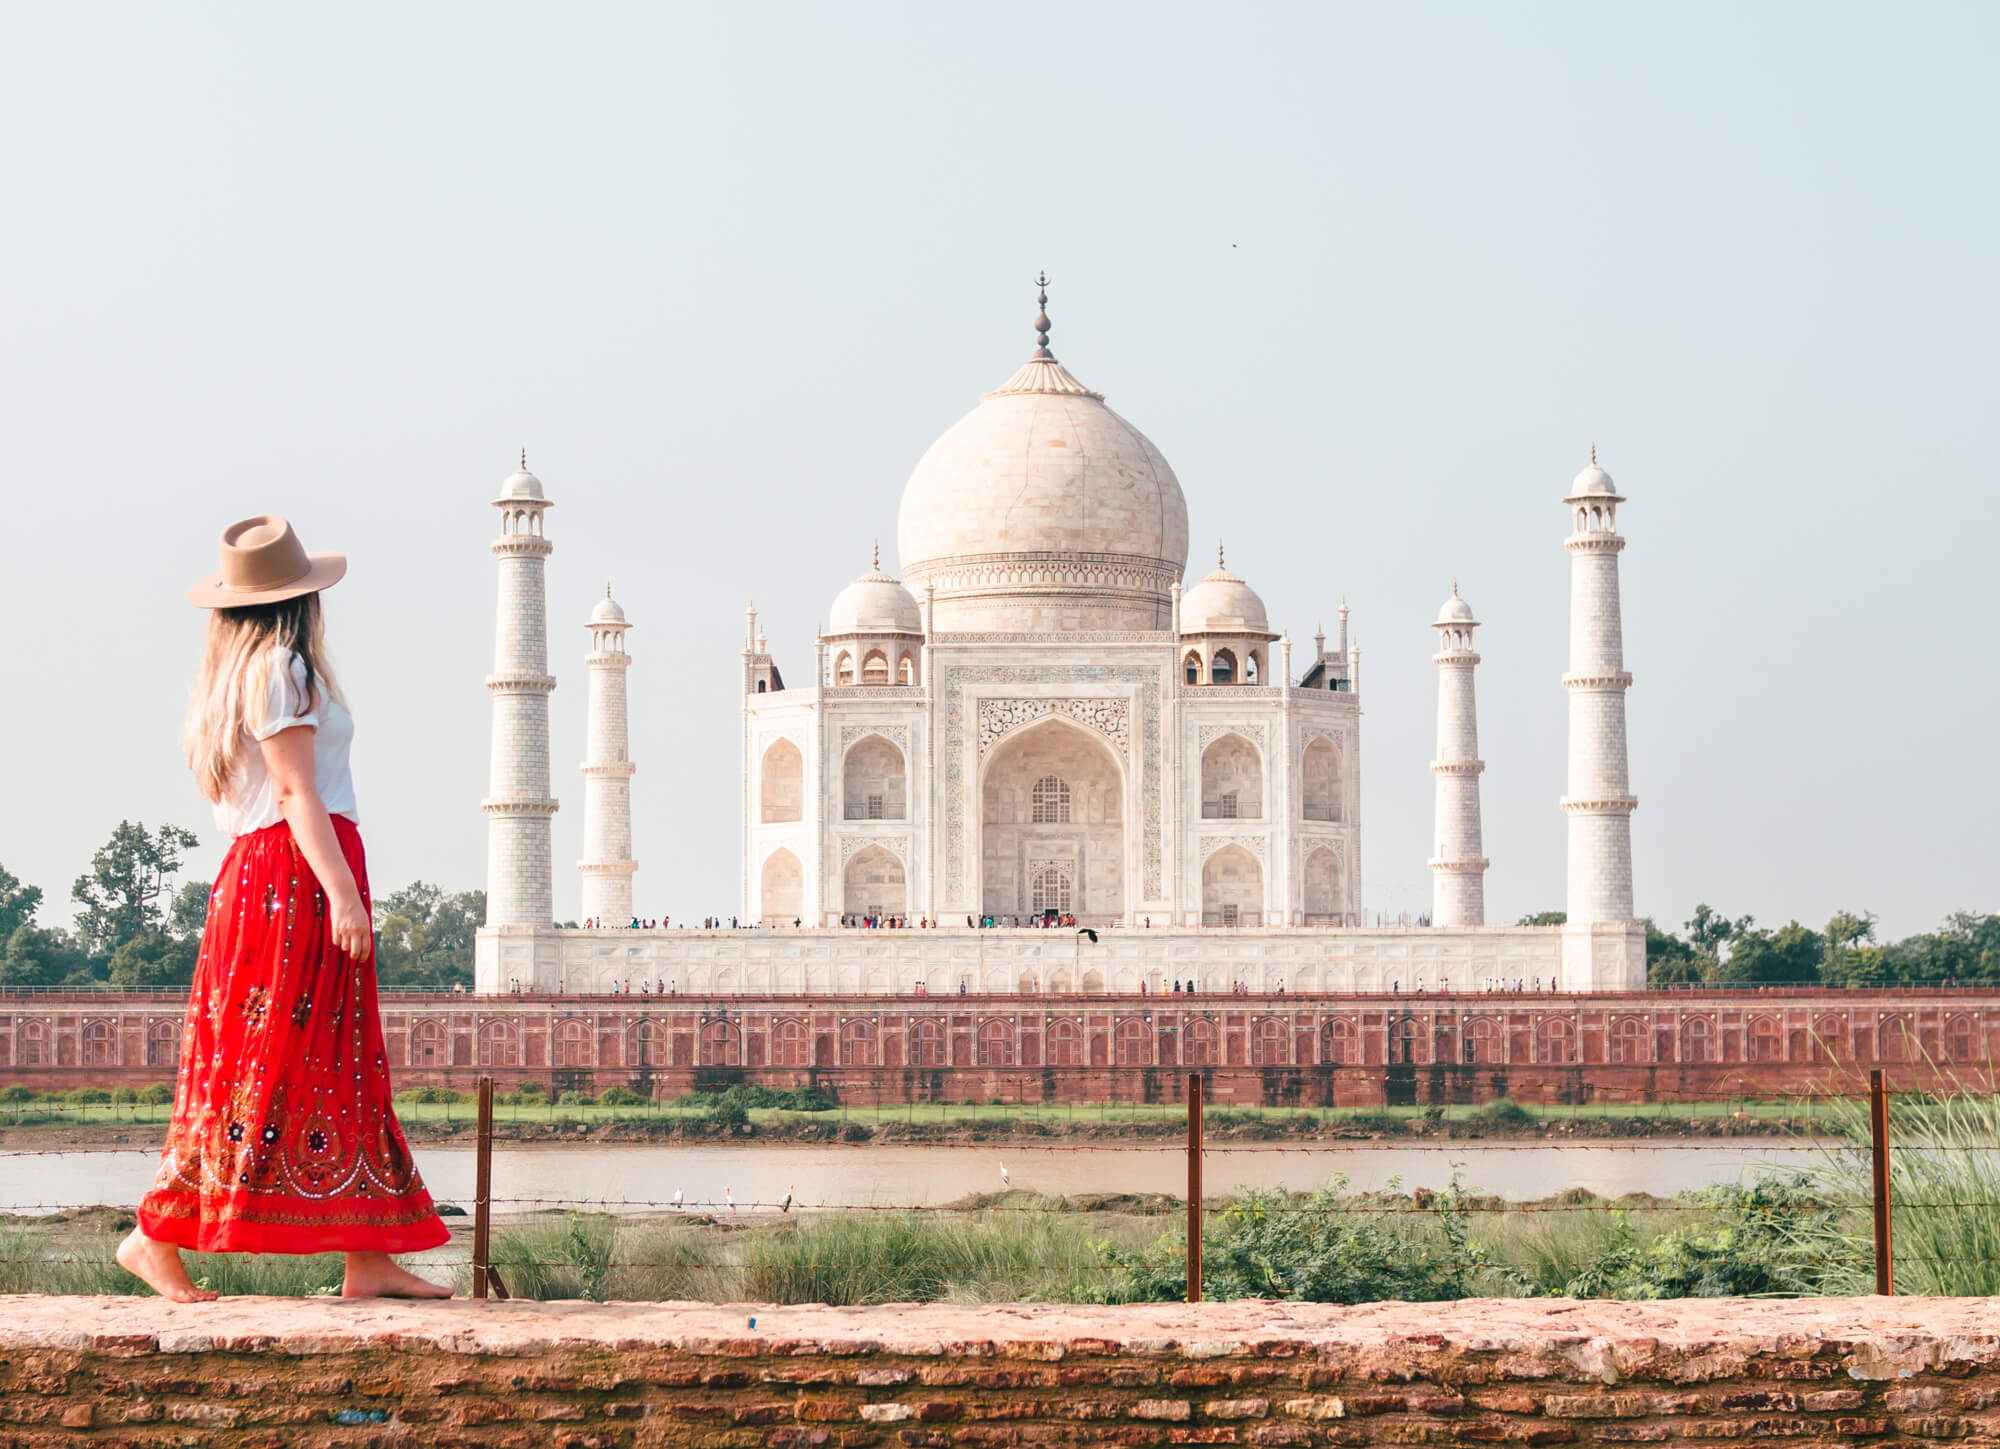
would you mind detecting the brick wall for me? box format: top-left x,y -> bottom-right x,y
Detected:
4,1296 -> 2000,1447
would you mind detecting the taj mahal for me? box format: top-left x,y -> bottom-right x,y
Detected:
473,281 -> 1645,996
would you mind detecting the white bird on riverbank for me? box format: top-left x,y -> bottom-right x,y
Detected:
670,1188 -> 682,1210
1000,1162 -> 1011,1187
725,1186 -> 736,1213
781,1185 -> 794,1214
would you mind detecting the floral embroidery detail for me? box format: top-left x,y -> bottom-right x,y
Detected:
291,995 -> 312,1027
227,1121 -> 245,1143
240,988 -> 269,1026
307,1129 -> 329,1154
260,1123 -> 279,1147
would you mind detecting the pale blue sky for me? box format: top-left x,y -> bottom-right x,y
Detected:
2,2 -> 1993,939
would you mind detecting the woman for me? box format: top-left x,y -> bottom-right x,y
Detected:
118,516 -> 450,1302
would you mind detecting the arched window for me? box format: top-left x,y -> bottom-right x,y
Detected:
833,652 -> 854,686
410,1020 -> 447,1067
1031,864 -> 1073,915
145,1020 -> 180,1068
1748,1016 -> 1783,1064
1251,1018 -> 1287,1066
861,650 -> 889,685
1608,1017 -> 1647,1065
1245,651 -> 1261,685
1115,1018 -> 1150,1066
81,1020 -> 114,1067
1184,651 -> 1202,685
478,1021 -> 520,1067
976,1020 -> 1014,1066
1048,1019 -> 1083,1067
551,1020 -> 591,1068
1324,1017 -> 1358,1065
771,1019 -> 810,1067
1182,1018 -> 1218,1067
1210,649 -> 1237,685
908,1019 -> 946,1067
630,1021 -> 664,1068
841,1019 -> 875,1066
1537,1018 -> 1576,1065
1031,775 -> 1071,823
897,654 -> 915,686
1682,1017 -> 1714,1063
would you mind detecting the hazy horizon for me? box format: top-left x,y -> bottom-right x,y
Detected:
2,2 -> 1994,942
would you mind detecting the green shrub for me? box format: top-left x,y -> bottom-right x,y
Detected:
0,1086 -> 35,1105
1478,1098 -> 1535,1125
137,1084 -> 174,1105
109,1086 -> 138,1105
597,1086 -> 650,1107
557,1090 -> 598,1107
671,1084 -> 832,1113
398,1086 -> 466,1104
515,1080 -> 547,1098
66,1087 -> 112,1105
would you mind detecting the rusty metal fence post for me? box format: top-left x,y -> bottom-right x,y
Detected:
473,1075 -> 493,1300
1187,1073 -> 1203,1304
1870,1068 -> 1892,1296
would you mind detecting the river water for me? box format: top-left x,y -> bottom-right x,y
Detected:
2,1141 -> 1836,1217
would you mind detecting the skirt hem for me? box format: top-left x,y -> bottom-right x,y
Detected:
138,1204 -> 451,1257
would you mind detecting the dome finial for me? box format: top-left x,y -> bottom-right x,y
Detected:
521,447 -> 528,471
606,580 -> 612,599
1453,578 -> 1460,597
1032,271 -> 1055,360
872,538 -> 880,571
1218,540 -> 1226,569
1590,442 -> 1597,467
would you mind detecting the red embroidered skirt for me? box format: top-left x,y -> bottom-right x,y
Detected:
137,817 -> 449,1255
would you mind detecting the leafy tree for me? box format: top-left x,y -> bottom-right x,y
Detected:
1643,918 -> 1704,988
1,923 -> 86,988
70,821 -> 199,959
1518,911 -> 1567,927
0,864 -> 42,940
107,929 -> 198,988
167,879 -> 212,943
374,882 -> 486,988
1720,920 -> 1823,985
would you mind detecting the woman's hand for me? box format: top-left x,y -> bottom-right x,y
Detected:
330,889 -> 374,962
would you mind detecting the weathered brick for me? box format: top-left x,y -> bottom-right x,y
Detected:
1133,1400 -> 1194,1421
1204,1399 -> 1269,1420
1280,1397 -> 1347,1420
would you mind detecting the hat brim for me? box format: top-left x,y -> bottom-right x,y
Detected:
187,553 -> 348,609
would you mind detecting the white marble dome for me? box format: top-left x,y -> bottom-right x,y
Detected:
827,559 -> 921,635
896,331 -> 1190,632
1567,457 -> 1620,499
1434,587 -> 1476,626
590,594 -> 627,625
498,455 -> 545,501
1180,554 -> 1270,634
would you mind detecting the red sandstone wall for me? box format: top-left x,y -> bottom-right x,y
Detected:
3,1296 -> 2000,1448
5,988 -> 1996,1103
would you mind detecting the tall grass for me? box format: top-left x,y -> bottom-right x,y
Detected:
484,1215 -> 727,1302
1798,1080 -> 2000,1296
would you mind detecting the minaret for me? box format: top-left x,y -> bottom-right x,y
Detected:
1561,447 -> 1636,926
579,585 -> 636,926
1429,584 -> 1487,926
483,452 -> 558,928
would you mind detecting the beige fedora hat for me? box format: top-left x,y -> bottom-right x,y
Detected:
187,515 -> 347,609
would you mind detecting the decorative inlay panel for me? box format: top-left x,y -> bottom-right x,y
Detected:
1201,835 -> 1267,863
839,834 -> 910,865
977,698 -> 1130,757
839,724 -> 912,755
1196,723 -> 1267,754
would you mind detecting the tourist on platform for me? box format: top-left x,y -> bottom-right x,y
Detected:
124,517 -> 450,1304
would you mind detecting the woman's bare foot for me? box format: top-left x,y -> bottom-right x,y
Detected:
115,1226 -> 218,1303
341,1251 -> 453,1299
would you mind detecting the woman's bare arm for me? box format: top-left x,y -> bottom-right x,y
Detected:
260,725 -> 372,961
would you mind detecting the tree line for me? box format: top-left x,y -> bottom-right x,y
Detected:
1518,906 -> 2000,988
0,821 -> 483,991
1,822 -> 1992,993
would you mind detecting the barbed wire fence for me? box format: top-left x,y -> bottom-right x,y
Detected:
3,1067 -> 1972,1303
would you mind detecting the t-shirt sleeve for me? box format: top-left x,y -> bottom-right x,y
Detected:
251,650 -> 321,740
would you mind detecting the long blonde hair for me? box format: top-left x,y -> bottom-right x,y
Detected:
184,593 -> 344,803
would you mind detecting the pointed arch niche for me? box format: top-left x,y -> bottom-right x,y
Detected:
842,734 -> 907,820
843,845 -> 907,919
980,717 -> 1124,924
1202,844 -> 1263,926
760,848 -> 802,925
760,738 -> 803,823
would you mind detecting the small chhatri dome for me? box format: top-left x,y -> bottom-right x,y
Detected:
497,447 -> 546,501
591,583 -> 627,626
1567,444 -> 1622,501
1180,546 -> 1271,634
1434,581 -> 1477,626
827,549 -> 921,635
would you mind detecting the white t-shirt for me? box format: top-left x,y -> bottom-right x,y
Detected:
213,648 -> 359,837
